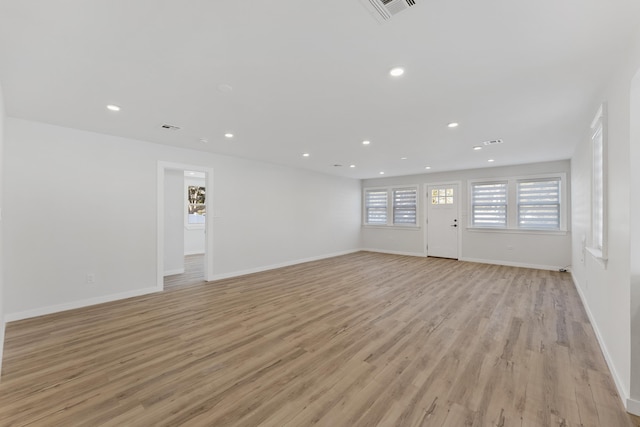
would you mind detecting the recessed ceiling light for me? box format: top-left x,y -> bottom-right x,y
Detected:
400,157 -> 408,160
379,171 -> 385,175
425,166 -> 432,170
302,153 -> 310,157
389,67 -> 405,77
224,133 -> 234,138
488,159 -> 495,163
350,164 -> 356,168
362,140 -> 371,145
106,104 -> 120,112
447,122 -> 459,128
473,146 -> 483,151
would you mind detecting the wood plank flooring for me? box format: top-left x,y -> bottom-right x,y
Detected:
1,252 -> 638,426
164,254 -> 205,290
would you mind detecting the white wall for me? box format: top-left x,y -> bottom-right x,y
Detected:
184,176 -> 206,255
164,169 -> 185,275
362,160 -> 572,270
571,30 -> 640,413
3,118 -> 361,319
630,64 -> 640,411
0,81 -> 5,375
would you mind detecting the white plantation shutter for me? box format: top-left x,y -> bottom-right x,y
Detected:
393,188 -> 417,225
471,182 -> 507,227
365,190 -> 388,224
517,179 -> 560,229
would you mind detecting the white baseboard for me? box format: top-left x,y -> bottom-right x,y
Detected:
5,250 -> 362,323
628,398 -> 640,416
0,321 -> 5,379
571,272 -> 631,413
360,248 -> 426,258
5,286 -> 161,323
207,249 -> 361,282
459,257 -> 563,271
359,251 -> 564,271
163,268 -> 185,277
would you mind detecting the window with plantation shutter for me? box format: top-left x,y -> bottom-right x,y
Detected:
471,182 -> 507,227
393,188 -> 417,225
592,116 -> 604,251
365,190 -> 388,224
588,104 -> 607,263
517,179 -> 560,229
363,185 -> 419,227
469,173 -> 566,233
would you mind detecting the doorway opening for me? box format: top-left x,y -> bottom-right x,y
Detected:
157,162 -> 214,291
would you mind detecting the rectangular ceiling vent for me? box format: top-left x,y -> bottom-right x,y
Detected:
160,123 -> 181,131
483,139 -> 504,146
360,0 -> 417,23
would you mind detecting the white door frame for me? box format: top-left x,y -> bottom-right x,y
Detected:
424,181 -> 462,259
157,161 -> 215,290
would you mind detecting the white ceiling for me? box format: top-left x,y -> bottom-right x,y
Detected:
1,0 -> 638,179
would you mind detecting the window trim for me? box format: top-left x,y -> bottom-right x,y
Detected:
588,104 -> 608,266
363,185 -> 420,228
516,178 -> 561,231
392,187 -> 418,226
363,188 -> 389,226
184,182 -> 206,230
470,180 -> 509,228
468,173 -> 567,232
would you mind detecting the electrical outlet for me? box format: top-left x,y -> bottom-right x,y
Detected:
87,274 -> 96,284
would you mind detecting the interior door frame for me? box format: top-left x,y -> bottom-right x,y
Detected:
424,181 -> 463,259
157,161 -> 215,290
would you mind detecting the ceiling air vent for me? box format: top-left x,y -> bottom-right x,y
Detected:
160,123 -> 181,131
483,139 -> 504,146
360,0 -> 417,23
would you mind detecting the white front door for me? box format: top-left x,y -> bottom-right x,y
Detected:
427,184 -> 459,259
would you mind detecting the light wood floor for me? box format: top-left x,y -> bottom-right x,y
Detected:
1,252 -> 638,426
164,254 -> 205,290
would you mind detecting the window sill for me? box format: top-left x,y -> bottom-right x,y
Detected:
185,224 -> 205,231
466,227 -> 568,236
586,247 -> 608,269
362,225 -> 421,230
